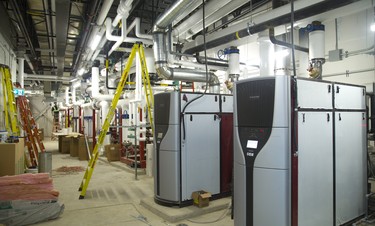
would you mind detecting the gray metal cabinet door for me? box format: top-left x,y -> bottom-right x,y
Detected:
298,112 -> 333,226
334,84 -> 365,110
335,112 -> 366,225
181,93 -> 220,113
181,114 -> 220,201
297,79 -> 333,109
221,95 -> 233,113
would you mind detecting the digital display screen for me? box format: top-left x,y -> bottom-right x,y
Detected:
246,140 -> 258,149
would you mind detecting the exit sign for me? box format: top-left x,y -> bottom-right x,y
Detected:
13,88 -> 24,96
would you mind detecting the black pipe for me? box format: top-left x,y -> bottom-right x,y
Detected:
73,0 -> 101,73
184,0 -> 360,54
195,52 -> 228,67
269,27 -> 308,53
106,53 -> 116,90
208,0 -> 270,35
106,54 -> 136,91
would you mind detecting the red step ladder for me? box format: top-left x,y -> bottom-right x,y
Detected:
16,84 -> 46,167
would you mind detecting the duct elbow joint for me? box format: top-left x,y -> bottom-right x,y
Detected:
155,64 -> 173,80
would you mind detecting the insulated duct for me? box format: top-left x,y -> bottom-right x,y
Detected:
152,0 -> 220,93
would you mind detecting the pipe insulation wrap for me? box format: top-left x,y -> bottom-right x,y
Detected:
309,30 -> 325,60
92,67 -> 100,97
258,33 -> 275,76
153,0 -> 199,31
17,57 -> 24,88
228,51 -> 240,75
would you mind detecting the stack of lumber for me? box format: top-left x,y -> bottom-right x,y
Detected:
0,173 -> 59,200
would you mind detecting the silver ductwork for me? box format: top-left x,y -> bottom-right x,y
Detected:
152,0 -> 220,93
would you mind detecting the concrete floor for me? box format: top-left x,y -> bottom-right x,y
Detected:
30,139 -> 375,226
34,140 -> 234,226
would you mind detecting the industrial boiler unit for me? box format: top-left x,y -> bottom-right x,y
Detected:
234,75 -> 367,226
154,91 -> 233,206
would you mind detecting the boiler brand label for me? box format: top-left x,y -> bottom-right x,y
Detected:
246,140 -> 258,149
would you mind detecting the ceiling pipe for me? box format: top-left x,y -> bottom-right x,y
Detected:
55,0 -> 71,76
130,17 -> 153,40
24,74 -> 76,82
43,0 -> 55,71
106,16 -> 153,56
175,0 -> 236,40
269,27 -> 309,53
72,0 -> 101,74
24,54 -> 36,75
152,0 -> 220,93
184,0 -> 360,54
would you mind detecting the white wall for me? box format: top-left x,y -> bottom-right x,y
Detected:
235,3 -> 375,90
323,7 -> 375,91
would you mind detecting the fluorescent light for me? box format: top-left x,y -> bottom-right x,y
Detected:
90,34 -> 101,50
275,49 -> 289,58
78,68 -> 85,76
371,23 -> 375,32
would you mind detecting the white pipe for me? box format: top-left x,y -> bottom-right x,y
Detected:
91,67 -> 116,101
100,101 -> 110,147
92,67 -> 100,97
24,73 -> 74,82
91,32 -> 108,61
17,57 -> 24,88
175,0 -> 232,39
58,102 -> 68,110
133,18 -> 153,40
258,31 -> 275,76
173,1 -> 202,25
65,87 -> 70,106
24,54 -> 36,75
112,15 -> 122,27
106,16 -> 153,56
96,0 -> 114,26
81,102 -> 92,108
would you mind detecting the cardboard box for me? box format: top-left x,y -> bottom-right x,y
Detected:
70,136 -> 84,157
60,136 -> 71,154
191,190 -> 211,208
104,144 -> 121,162
79,140 -> 93,161
0,138 -> 25,176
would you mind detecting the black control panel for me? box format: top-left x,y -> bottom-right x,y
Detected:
238,127 -> 272,166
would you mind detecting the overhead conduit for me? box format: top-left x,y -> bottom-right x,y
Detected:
152,0 -> 220,93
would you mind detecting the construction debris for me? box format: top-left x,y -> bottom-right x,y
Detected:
55,166 -> 85,173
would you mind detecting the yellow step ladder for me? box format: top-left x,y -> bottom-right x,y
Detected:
78,43 -> 151,199
139,45 -> 154,134
0,64 -> 19,138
